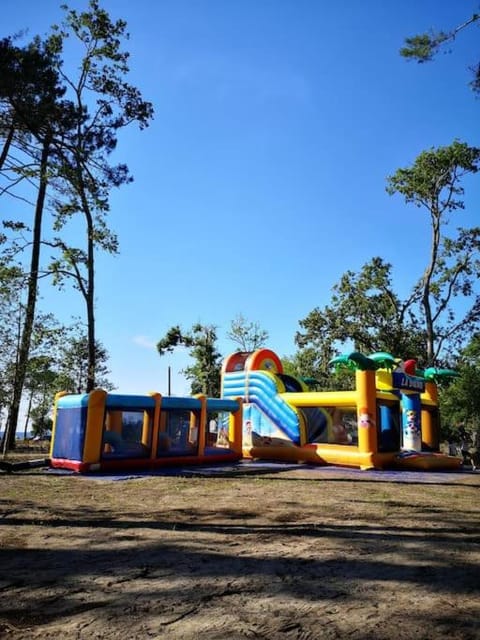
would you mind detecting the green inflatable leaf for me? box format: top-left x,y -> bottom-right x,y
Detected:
369,352 -> 396,370
330,352 -> 378,371
423,367 -> 460,381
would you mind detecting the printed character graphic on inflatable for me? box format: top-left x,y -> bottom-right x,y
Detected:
358,407 -> 374,429
403,408 -> 421,450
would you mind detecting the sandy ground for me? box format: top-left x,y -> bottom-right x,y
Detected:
1,463 -> 479,640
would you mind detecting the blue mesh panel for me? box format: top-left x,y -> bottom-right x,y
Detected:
52,407 -> 87,461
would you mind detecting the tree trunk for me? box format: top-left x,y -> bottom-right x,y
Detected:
22,388 -> 34,440
86,223 -> 96,392
75,162 -> 96,393
422,207 -> 441,367
3,138 -> 50,452
0,123 -> 15,171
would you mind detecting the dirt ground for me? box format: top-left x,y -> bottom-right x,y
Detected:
1,461 -> 479,640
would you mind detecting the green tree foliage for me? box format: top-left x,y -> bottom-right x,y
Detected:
22,355 -> 58,439
281,349 -> 354,391
440,334 -> 480,442
295,142 -> 480,381
227,314 -> 269,352
297,142 -> 480,374
295,257 -> 426,382
386,141 -> 480,365
400,13 -> 480,94
54,331 -> 114,394
157,324 -> 223,397
0,1 -> 153,449
29,410 -> 53,440
44,0 -> 153,392
1,314 -> 113,445
0,265 -> 24,431
0,36 -> 67,449
0,308 -> 67,449
20,324 -> 113,440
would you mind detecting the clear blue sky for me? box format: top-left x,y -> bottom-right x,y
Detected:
2,0 -> 479,397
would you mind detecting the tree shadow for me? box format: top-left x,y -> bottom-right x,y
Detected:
1,472 -> 479,638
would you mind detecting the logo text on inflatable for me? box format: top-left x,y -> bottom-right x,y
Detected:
392,372 -> 425,392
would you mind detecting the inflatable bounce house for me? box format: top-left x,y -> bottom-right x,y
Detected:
221,348 -> 461,471
50,390 -> 242,473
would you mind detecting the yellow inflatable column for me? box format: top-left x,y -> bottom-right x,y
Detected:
103,408 -> 123,455
423,380 -> 438,405
83,389 -> 108,465
106,410 -> 123,434
230,398 -> 243,455
149,393 -> 162,459
141,403 -> 154,449
194,395 -> 207,454
421,409 -> 436,450
422,381 -> 439,450
356,369 -> 378,461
